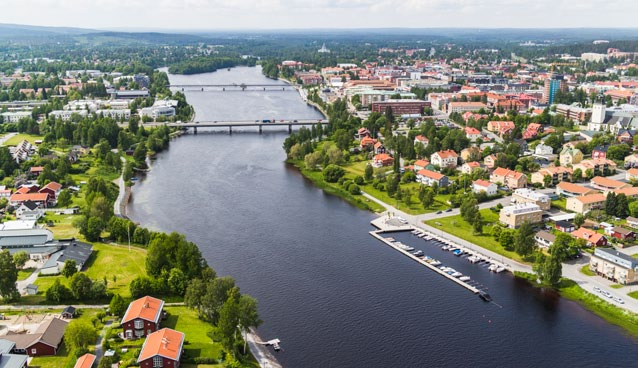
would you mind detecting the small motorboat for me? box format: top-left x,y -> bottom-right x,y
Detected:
459,276 -> 471,281
479,291 -> 492,302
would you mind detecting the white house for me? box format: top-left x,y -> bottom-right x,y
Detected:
15,201 -> 44,221
535,143 -> 553,156
430,150 -> 458,168
414,135 -> 429,147
472,179 -> 497,196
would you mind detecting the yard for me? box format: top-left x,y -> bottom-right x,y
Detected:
163,306 -> 224,363
3,133 -> 45,146
33,242 -> 147,301
424,208 -> 527,263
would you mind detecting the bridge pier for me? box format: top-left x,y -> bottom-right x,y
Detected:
259,125 -> 262,134
264,87 -> 266,91
288,124 -> 292,134
193,127 -> 197,135
223,87 -> 225,91
229,126 -> 232,135
283,87 -> 285,91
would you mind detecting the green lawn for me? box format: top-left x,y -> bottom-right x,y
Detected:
629,291 -> 638,300
551,198 -> 568,211
34,242 -> 146,300
3,133 -> 44,146
580,265 -> 595,276
163,306 -> 224,362
610,284 -> 624,289
425,209 -> 527,263
18,268 -> 35,281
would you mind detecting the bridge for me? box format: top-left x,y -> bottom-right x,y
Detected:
145,119 -> 328,134
168,83 -> 293,91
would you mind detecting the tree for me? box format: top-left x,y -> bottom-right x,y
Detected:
572,168 -> 582,183
364,164 -> 373,182
217,287 -> 241,357
185,278 -> 207,317
499,229 -> 515,250
472,211 -> 483,234
13,251 -> 28,269
322,164 -> 345,183
615,194 -> 629,218
168,268 -> 187,296
109,294 -> 128,317
543,174 -> 552,188
238,294 -> 262,354
57,189 -> 72,207
332,129 -> 352,151
630,201 -> 638,218
201,276 -> 236,323
574,214 -> 585,228
65,321 -> 98,350
605,192 -> 617,216
421,188 -> 434,209
514,222 -> 535,257
62,260 -> 78,278
85,217 -> 103,242
607,144 -> 630,161
70,273 -> 93,300
534,252 -> 562,287
46,279 -> 72,303
0,250 -> 18,301
129,276 -> 155,298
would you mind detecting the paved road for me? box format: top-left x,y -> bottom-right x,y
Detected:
0,302 -> 185,311
244,328 -> 282,368
95,320 -> 113,362
0,132 -> 17,146
16,267 -> 41,295
113,157 -> 127,218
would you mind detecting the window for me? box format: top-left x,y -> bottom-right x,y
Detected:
153,356 -> 163,368
31,348 -> 37,355
134,320 -> 144,329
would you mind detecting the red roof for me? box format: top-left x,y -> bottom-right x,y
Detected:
360,136 -> 376,146
74,354 -> 96,368
434,149 -> 458,159
122,296 -> 165,324
473,179 -> 493,188
42,181 -> 62,192
10,192 -> 50,203
492,167 -> 524,180
30,166 -> 44,173
464,127 -> 481,135
418,169 -> 444,180
414,135 -> 429,143
466,161 -> 481,168
137,328 -> 184,363
414,159 -> 429,168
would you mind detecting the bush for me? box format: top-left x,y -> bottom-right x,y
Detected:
348,184 -> 361,195
323,164 -> 346,183
354,175 -> 364,185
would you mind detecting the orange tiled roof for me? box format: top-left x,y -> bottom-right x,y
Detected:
122,296 -> 164,324
137,328 -> 184,363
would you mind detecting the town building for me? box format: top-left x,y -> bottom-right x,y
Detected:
555,104 -> 591,123
446,102 -> 487,114
559,147 -> 583,166
534,230 -> 555,248
416,169 -> 449,187
414,135 -> 429,147
137,328 -> 184,368
591,146 -> 609,160
542,75 -> 567,104
572,158 -> 617,177
486,121 -> 515,136
511,188 -> 551,211
566,193 -> 606,214
472,179 -> 497,196
1,317 -> 68,356
590,176 -> 630,193
555,181 -> 597,197
461,161 -> 482,175
499,203 -> 543,228
534,143 -> 554,156
555,220 -> 575,233
0,340 -> 28,368
464,127 -> 482,141
372,153 -> 394,167
590,247 -> 638,284
1,111 -> 31,123
572,227 -> 608,247
121,296 -> 165,339
532,167 -> 573,186
612,227 -> 635,241
40,241 -> 93,275
490,167 -> 527,189
430,150 -> 458,168
370,100 -> 430,115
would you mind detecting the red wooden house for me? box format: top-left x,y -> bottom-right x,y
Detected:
137,328 -> 185,368
121,296 -> 165,339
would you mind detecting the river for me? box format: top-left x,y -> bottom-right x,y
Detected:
128,67 -> 637,367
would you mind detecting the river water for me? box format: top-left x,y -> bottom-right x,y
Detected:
129,67 -> 637,367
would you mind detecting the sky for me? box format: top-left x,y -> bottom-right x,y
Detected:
1,0 -> 637,30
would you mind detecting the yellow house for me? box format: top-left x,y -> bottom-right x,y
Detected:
559,147 -> 583,166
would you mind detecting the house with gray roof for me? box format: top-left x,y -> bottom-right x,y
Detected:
590,248 -> 638,285
0,340 -> 27,368
40,241 -> 93,275
2,317 -> 68,356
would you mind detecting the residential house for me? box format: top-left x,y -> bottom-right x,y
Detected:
591,146 -> 608,160
534,143 -> 553,156
74,353 -> 96,368
627,216 -> 638,229
617,130 -> 634,144
555,220 -> 575,233
2,317 -> 68,356
626,168 -> 638,181
483,154 -> 498,169
460,147 -> 481,162
355,127 -> 370,140
15,200 -> 44,221
511,188 -> 551,211
61,306 -> 76,319
532,167 -> 573,186
573,159 -> 617,177
534,230 -> 555,248
559,147 -> 583,166
612,227 -> 635,241
373,142 -> 386,154
29,166 -> 44,177
137,328 -> 184,368
121,296 -> 165,339
464,127 -> 482,141
566,194 -> 607,214
417,169 -> 449,187
487,121 -> 515,136
372,153 -> 394,168
414,135 -> 429,147
40,241 -> 93,275
9,191 -> 50,208
446,101 -> 487,114
430,150 -> 458,169
0,340 -> 28,368
413,159 -> 431,172
472,179 -> 497,196
555,182 -> 597,198
572,227 -> 608,247
359,136 -> 376,150
71,145 -> 90,156
590,176 -> 630,193
522,123 -> 542,140
0,188 -> 11,199
461,162 -> 482,175
499,203 -> 543,228
590,247 -> 638,284
26,284 -> 38,295
490,167 -> 527,189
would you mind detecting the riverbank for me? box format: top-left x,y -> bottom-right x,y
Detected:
515,272 -> 638,336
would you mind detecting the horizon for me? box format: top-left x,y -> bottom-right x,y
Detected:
2,0 -> 638,30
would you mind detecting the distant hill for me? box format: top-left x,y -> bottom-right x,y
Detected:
0,23 -> 99,38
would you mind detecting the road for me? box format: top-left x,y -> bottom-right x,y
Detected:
95,320 -> 113,362
243,328 -> 282,368
16,267 -> 41,295
113,157 -> 127,218
362,191 -> 638,313
0,132 -> 17,146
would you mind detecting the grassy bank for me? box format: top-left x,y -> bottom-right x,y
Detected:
290,160 -> 386,213
425,209 -> 527,263
515,272 -> 638,336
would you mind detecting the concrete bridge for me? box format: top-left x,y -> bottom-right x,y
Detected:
168,83 -> 293,92
146,119 -> 328,134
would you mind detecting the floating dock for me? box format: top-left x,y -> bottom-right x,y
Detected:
369,230 -> 480,294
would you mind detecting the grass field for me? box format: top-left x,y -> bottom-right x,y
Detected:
425,209 -> 527,263
18,268 -> 35,281
163,306 -> 224,362
34,243 -> 146,300
580,265 -> 595,276
3,133 -> 45,146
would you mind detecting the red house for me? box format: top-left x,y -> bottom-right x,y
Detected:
592,146 -> 608,160
612,227 -> 635,241
137,328 -> 185,368
74,353 -> 96,368
3,317 -> 68,356
121,296 -> 165,339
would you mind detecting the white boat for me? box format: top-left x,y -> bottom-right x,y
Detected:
424,236 -> 433,240
430,260 -> 441,266
441,245 -> 450,250
488,264 -> 498,272
495,266 -> 505,273
459,276 -> 471,281
386,237 -> 395,242
451,272 -> 463,277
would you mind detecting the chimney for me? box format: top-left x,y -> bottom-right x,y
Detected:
144,302 -> 149,308
162,337 -> 169,349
